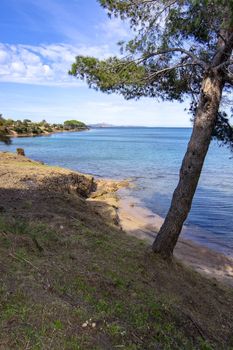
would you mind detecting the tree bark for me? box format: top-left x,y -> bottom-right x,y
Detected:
152,71 -> 224,259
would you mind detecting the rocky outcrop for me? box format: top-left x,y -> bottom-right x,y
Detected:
42,172 -> 96,198
17,148 -> 25,156
0,152 -> 97,199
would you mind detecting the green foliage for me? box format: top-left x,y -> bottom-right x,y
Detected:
64,119 -> 87,129
70,0 -> 231,100
212,112 -> 233,151
0,115 -> 87,137
52,319 -> 64,330
70,0 -> 233,148
69,56 -> 146,100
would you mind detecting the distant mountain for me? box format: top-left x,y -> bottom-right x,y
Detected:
88,123 -> 115,128
88,123 -> 151,128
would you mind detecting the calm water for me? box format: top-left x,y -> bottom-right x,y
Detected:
0,128 -> 232,256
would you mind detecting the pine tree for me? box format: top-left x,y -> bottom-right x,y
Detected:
69,0 -> 233,258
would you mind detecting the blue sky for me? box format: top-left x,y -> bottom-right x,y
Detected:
0,0 -> 190,126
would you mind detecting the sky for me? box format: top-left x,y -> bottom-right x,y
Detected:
0,0 -> 191,126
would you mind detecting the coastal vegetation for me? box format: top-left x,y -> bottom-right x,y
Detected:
0,152 -> 233,349
64,119 -> 87,130
0,114 -> 88,137
70,0 -> 233,259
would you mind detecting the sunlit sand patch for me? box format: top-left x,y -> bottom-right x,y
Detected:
116,194 -> 233,287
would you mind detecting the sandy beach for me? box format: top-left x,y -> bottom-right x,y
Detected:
1,151 -> 232,288
88,180 -> 233,287
115,193 -> 233,287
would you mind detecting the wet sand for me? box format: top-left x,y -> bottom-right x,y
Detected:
117,195 -> 233,287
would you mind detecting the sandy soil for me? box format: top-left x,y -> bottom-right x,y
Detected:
117,195 -> 233,287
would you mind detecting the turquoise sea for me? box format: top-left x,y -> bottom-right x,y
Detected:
0,127 -> 232,256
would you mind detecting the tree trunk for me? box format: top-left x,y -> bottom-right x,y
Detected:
152,72 -> 224,259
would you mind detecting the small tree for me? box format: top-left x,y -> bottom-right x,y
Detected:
70,0 -> 233,259
23,119 -> 32,124
0,114 -> 4,127
64,120 -> 86,129
7,119 -> 14,125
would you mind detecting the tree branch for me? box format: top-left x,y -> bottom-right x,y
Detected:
137,0 -> 178,43
145,62 -> 199,81
114,48 -> 204,76
224,73 -> 233,86
215,58 -> 233,71
141,48 -> 208,69
212,32 -> 233,67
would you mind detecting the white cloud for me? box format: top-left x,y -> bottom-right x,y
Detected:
0,49 -> 9,64
98,17 -> 130,39
11,61 -> 26,74
86,101 -> 134,115
0,42 -> 113,86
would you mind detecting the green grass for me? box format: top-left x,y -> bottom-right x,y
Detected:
0,216 -> 58,250
0,215 -> 232,349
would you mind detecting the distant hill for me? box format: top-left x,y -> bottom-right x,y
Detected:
88,123 -> 115,128
88,123 -> 150,128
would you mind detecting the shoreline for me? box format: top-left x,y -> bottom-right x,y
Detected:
117,194 -> 233,287
92,185 -> 233,287
0,151 -> 232,287
1,153 -> 233,348
3,127 -> 89,139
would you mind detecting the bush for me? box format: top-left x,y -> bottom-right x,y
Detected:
64,120 -> 87,129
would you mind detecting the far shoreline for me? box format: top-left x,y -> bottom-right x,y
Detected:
3,127 -> 89,139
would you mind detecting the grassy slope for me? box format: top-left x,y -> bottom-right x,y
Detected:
0,153 -> 233,350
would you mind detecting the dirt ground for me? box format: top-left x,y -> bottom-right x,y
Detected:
0,152 -> 233,349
